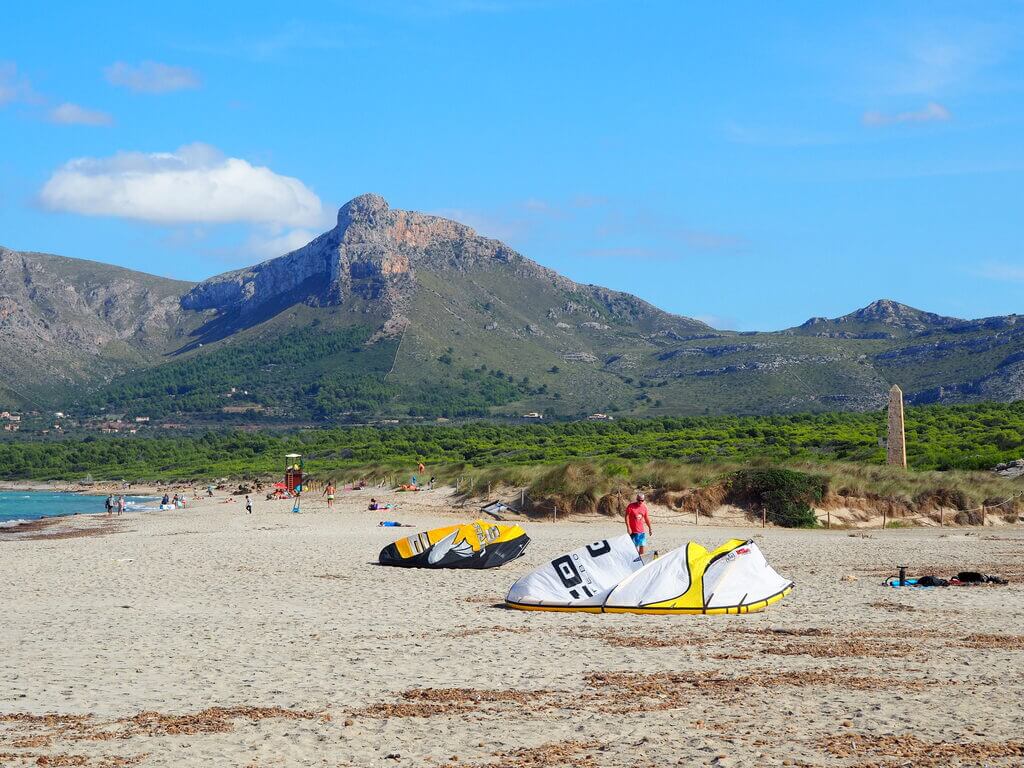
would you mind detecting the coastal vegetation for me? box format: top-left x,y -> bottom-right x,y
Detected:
0,402 -> 1022,522
3,400 -> 1024,480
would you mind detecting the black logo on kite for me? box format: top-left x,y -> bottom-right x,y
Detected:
552,554 -> 596,599
586,541 -> 612,557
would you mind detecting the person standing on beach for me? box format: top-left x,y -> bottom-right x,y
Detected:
323,481 -> 336,509
105,495 -> 113,516
625,493 -> 652,555
117,495 -> 126,516
245,495 -> 253,514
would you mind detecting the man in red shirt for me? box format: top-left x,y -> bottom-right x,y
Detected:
625,493 -> 652,554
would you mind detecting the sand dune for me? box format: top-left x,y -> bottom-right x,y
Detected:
2,488 -> 1022,767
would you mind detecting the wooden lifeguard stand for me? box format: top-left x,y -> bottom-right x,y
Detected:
284,453 -> 304,495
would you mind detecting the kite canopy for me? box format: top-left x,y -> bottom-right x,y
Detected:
505,535 -> 642,612
604,539 -> 792,614
379,519 -> 529,569
506,538 -> 792,614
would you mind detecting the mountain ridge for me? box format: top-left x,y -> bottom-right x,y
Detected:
0,245 -> 199,405
0,195 -> 1021,421
181,193 -> 712,337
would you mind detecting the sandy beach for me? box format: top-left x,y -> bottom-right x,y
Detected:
2,488 -> 1023,767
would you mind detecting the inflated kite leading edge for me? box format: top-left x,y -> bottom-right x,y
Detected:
505,536 -> 793,614
379,519 -> 530,569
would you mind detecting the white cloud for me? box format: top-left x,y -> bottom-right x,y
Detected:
976,262 -> 1024,283
579,246 -> 668,259
248,228 -> 319,258
373,0 -> 545,16
862,102 -> 951,127
104,61 -> 201,93
39,143 -> 324,228
430,207 -> 529,242
48,102 -> 114,126
0,61 -> 38,105
888,32 -> 999,96
694,314 -> 736,330
0,62 -> 20,104
2,63 -> 108,127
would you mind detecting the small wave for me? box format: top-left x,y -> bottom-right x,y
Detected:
0,518 -> 31,529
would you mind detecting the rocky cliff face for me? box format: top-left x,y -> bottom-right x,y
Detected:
181,193 -> 528,317
0,247 -> 191,347
181,193 -> 709,347
0,247 -> 195,398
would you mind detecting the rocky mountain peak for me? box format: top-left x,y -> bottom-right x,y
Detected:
337,192 -> 390,226
794,298 -> 962,338
180,194 -> 530,317
845,299 -> 961,329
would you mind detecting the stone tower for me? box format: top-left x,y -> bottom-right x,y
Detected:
887,385 -> 907,468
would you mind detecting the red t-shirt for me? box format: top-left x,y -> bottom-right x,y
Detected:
625,502 -> 649,534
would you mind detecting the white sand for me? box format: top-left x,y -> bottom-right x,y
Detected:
2,488 -> 1023,767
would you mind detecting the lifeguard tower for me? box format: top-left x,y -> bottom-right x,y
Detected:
284,453 -> 304,495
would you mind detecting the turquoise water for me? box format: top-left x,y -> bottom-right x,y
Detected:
0,491 -> 160,527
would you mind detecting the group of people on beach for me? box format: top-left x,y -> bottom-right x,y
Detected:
298,467 -> 654,550
118,475 -> 654,556
160,493 -> 188,508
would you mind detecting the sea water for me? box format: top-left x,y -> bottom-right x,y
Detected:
0,491 -> 161,528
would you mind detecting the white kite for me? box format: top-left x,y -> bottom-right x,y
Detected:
506,538 -> 792,615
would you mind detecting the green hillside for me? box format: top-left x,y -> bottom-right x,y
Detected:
2,198 -> 1022,423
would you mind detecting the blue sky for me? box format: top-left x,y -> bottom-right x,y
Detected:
2,1 -> 1022,330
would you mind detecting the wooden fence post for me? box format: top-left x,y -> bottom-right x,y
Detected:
882,507 -> 887,530
761,506 -> 766,528
827,508 -> 831,530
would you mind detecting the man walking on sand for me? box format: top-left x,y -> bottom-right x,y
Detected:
245,495 -> 253,514
625,493 -> 652,555
323,481 -> 336,509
